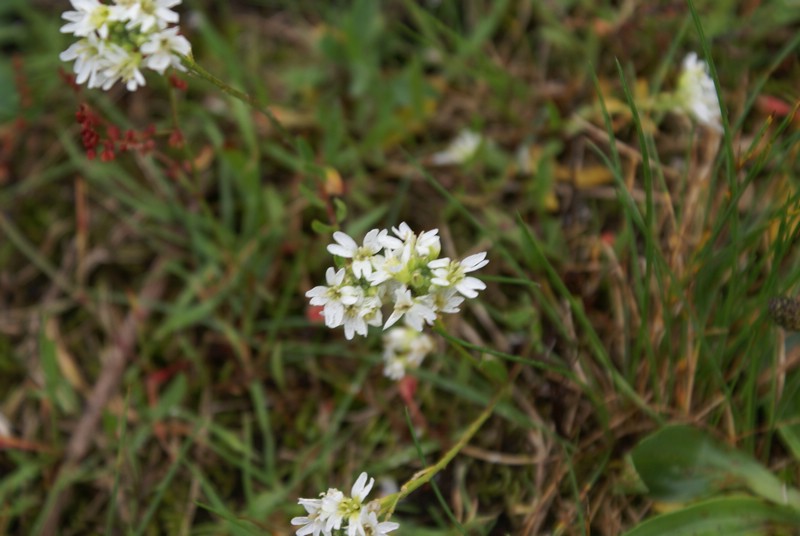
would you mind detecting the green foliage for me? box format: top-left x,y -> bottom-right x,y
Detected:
2,0 -> 800,534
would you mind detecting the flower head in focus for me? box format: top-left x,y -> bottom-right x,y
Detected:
291,472 -> 398,536
59,0 -> 191,91
306,223 -> 488,341
675,52 -> 722,131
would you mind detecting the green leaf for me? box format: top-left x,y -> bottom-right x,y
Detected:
333,197 -> 348,223
631,425 -> 800,508
778,423 -> 800,461
311,219 -> 336,235
479,353 -> 507,383
0,59 -> 18,121
623,495 -> 800,536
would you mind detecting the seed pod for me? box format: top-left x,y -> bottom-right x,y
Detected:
768,296 -> 800,331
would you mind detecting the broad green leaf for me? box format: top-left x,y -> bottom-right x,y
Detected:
623,495 -> 800,536
631,425 -> 800,508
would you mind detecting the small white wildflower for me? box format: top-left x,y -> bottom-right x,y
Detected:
676,52 -> 722,131
389,222 -> 415,244
123,0 -> 181,32
291,497 -> 327,536
430,287 -> 464,314
429,252 -> 489,298
141,27 -> 191,73
59,33 -> 110,88
360,510 -> 400,536
360,295 -> 384,328
60,0 -> 111,38
342,301 -> 370,340
305,267 -> 359,329
384,287 -> 437,331
367,252 -> 405,287
101,44 -> 146,91
59,0 -> 191,91
382,327 -> 434,380
327,229 -> 386,279
430,129 -> 482,166
308,227 -> 488,341
414,228 -> 441,258
319,487 -> 346,533
336,472 -> 375,536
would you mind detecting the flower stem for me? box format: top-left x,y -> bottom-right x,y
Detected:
380,384 -> 508,518
180,55 -> 294,146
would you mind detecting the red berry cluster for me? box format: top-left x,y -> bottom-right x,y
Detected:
75,104 -> 157,161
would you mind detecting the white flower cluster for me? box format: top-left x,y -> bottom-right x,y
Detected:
676,52 -> 722,132
59,0 -> 191,91
382,327 -> 434,380
291,472 -> 399,536
306,223 -> 488,340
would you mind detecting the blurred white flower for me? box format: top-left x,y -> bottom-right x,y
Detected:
676,52 -> 722,131
59,0 -> 191,91
100,44 -> 146,91
59,33 -> 110,88
430,129 -> 482,165
141,27 -> 191,73
122,0 -> 181,32
382,327 -> 434,380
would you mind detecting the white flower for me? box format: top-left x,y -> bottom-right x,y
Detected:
384,287 -> 437,331
60,0 -> 111,38
430,287 -> 464,314
360,510 -> 399,536
367,252 -> 405,286
342,301 -> 370,340
676,52 -> 722,131
389,222 -> 415,244
320,488 -> 346,533
59,33 -> 110,88
123,0 -> 181,32
415,229 -> 441,258
430,129 -> 482,165
305,267 -> 359,329
308,225 -> 488,341
141,27 -> 191,73
382,327 -> 434,380
291,473 -> 398,536
100,44 -> 147,91
59,0 -> 190,91
327,230 -> 386,279
350,472 -> 374,505
340,473 -> 375,536
291,497 -> 327,536
429,252 -> 488,299
360,295 -> 384,328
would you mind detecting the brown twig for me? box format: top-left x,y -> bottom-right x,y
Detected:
40,259 -> 167,536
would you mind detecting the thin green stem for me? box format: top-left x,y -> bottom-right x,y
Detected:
380,385 -> 507,517
180,55 -> 294,147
